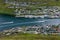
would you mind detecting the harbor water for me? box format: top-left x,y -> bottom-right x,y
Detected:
0,15 -> 60,31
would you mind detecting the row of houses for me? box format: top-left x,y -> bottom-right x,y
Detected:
5,0 -> 41,6
0,24 -> 60,36
24,25 -> 60,34
14,6 -> 60,18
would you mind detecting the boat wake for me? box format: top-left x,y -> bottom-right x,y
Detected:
28,20 -> 46,23
18,20 -> 47,24
35,20 -> 47,22
0,20 -> 47,27
0,21 -> 14,25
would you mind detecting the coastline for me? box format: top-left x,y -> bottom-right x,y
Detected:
0,13 -> 15,16
0,13 -> 60,19
16,15 -> 60,19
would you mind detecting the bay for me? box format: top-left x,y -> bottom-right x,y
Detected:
0,14 -> 60,31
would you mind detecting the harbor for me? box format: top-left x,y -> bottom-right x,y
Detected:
0,15 -> 60,31
1,0 -> 60,40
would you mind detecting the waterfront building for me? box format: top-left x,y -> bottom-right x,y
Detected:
24,26 -> 41,34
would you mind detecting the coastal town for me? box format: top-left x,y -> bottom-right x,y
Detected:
2,0 -> 60,18
0,0 -> 60,36
0,0 -> 60,40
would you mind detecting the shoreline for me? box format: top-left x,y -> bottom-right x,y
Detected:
0,14 -> 60,19
16,15 -> 60,19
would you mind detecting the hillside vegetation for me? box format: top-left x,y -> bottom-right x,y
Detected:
0,0 -> 60,15
0,33 -> 60,40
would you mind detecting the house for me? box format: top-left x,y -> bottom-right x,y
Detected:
24,26 -> 41,34
2,27 -> 23,35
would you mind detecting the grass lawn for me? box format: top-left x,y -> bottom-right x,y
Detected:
0,33 -> 60,40
0,3 -> 15,15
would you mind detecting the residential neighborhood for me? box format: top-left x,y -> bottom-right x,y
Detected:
3,0 -> 60,18
0,24 -> 60,36
13,6 -> 60,18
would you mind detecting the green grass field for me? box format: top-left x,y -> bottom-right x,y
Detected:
0,33 -> 60,40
